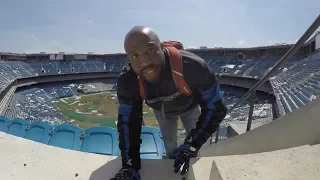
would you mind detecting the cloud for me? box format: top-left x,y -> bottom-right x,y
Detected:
237,38 -> 248,47
88,20 -> 92,23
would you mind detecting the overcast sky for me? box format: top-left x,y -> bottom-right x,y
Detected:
0,0 -> 319,54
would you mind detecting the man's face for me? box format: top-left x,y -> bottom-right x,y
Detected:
125,33 -> 165,83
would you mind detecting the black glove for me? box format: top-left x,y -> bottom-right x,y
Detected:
172,143 -> 199,175
110,168 -> 141,180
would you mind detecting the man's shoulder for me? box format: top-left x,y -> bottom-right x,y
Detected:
118,67 -> 137,82
117,67 -> 141,101
176,49 -> 217,91
117,68 -> 139,89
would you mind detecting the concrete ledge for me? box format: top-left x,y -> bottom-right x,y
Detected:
226,121 -> 269,138
189,144 -> 320,180
200,97 -> 320,157
0,132 -> 183,180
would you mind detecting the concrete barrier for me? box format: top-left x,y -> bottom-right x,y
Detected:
199,97 -> 320,157
0,132 -> 183,180
189,144 -> 320,180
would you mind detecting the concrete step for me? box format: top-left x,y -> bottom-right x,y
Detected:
190,144 -> 320,180
0,85 -> 16,115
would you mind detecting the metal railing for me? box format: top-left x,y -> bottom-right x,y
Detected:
212,14 -> 320,144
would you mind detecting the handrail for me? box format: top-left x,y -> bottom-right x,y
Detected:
213,14 -> 320,143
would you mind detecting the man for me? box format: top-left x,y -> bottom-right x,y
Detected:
111,26 -> 227,180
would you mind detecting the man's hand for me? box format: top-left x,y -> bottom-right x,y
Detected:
172,143 -> 199,175
110,168 -> 141,180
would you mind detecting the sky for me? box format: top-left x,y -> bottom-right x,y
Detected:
0,0 -> 319,54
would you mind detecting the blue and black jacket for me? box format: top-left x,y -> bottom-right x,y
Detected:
117,49 -> 227,170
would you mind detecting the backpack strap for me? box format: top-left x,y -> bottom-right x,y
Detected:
138,76 -> 145,100
166,47 -> 192,96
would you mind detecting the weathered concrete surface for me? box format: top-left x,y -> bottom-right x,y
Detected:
0,132 -> 183,180
226,120 -> 268,138
199,98 -> 320,157
189,144 -> 320,180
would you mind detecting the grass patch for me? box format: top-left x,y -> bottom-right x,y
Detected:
62,111 -> 88,122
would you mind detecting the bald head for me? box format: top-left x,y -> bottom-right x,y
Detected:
124,26 -> 161,49
124,26 -> 165,83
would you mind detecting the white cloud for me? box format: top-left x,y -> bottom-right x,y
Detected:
88,20 -> 92,23
237,38 -> 248,47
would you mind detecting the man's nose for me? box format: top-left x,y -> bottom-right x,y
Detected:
140,54 -> 152,67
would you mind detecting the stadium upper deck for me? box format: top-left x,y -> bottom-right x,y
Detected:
0,44 -> 311,94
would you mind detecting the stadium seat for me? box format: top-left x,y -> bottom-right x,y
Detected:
0,116 -> 11,132
23,121 -> 53,144
47,124 -> 84,151
80,126 -> 119,156
140,126 -> 165,159
6,118 -> 30,137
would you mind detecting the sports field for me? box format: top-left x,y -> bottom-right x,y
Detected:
53,92 -> 164,130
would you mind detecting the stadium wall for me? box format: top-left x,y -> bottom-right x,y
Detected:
16,72 -> 119,87
219,74 -> 273,94
316,32 -> 320,50
10,72 -> 273,94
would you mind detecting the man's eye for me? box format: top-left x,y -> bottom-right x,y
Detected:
131,54 -> 138,59
148,48 -> 156,53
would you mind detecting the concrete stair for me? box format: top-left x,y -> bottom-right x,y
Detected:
189,144 -> 320,180
0,85 -> 16,115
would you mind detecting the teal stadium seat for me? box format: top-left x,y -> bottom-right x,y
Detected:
0,116 -> 11,132
80,126 -> 120,156
23,121 -> 53,144
140,126 -> 165,159
6,118 -> 30,137
47,124 -> 84,151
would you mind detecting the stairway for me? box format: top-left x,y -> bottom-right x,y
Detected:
0,85 -> 17,115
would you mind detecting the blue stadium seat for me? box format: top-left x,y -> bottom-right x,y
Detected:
6,118 -> 30,137
0,116 -> 11,132
47,124 -> 84,151
23,121 -> 53,144
80,126 -> 119,156
293,89 -> 310,103
140,126 -> 165,159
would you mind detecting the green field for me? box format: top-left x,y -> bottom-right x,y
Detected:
53,92 -> 169,130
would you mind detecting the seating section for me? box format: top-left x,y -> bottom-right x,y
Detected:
140,126 -> 165,159
270,51 -> 320,115
0,53 -> 305,94
0,116 -> 165,159
80,126 -> 120,156
0,116 -> 10,132
4,77 -> 118,125
47,124 -> 84,151
23,121 -> 53,144
6,118 -> 30,137
206,56 -> 303,78
0,59 -> 127,93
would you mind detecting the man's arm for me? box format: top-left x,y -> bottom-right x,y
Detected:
117,71 -> 143,170
185,63 -> 228,149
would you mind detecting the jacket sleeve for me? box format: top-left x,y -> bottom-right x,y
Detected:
116,71 -> 143,170
185,63 -> 228,149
